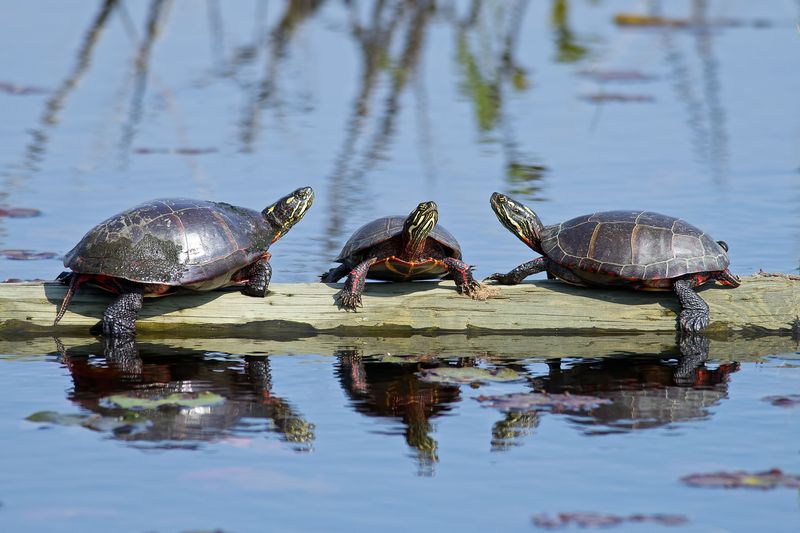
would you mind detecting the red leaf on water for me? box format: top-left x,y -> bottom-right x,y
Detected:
0,249 -> 59,260
681,468 -> 800,489
0,207 -> 42,218
476,392 -> 612,412
532,512 -> 687,529
762,394 -> 800,408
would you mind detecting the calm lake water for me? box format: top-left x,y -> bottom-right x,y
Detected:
1,1 -> 799,532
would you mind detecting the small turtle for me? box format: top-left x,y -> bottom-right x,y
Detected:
321,201 -> 484,310
54,187 -> 314,335
487,193 -> 740,332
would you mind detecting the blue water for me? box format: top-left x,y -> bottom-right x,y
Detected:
1,1 -> 799,531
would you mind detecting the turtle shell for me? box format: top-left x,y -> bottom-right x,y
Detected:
539,210 -> 729,281
64,198 -> 275,288
335,216 -> 462,263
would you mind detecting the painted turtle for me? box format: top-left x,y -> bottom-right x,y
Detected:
321,201 -> 484,310
54,187 -> 314,335
487,193 -> 740,332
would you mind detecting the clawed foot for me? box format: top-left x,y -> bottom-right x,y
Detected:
485,272 -> 523,285
458,280 -> 499,300
336,290 -> 363,311
678,308 -> 709,333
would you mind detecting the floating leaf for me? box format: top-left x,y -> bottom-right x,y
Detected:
417,367 -> 521,385
0,207 -> 41,218
763,395 -> 800,408
107,391 -> 225,409
476,392 -> 612,412
26,411 -> 87,426
532,512 -> 687,529
26,411 -> 148,434
681,468 -> 800,490
0,249 -> 59,260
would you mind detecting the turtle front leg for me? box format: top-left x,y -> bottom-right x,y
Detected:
486,257 -> 549,285
337,258 -> 377,311
673,276 -> 710,333
242,255 -> 272,297
441,257 -> 481,297
102,287 -> 144,337
320,263 -> 351,283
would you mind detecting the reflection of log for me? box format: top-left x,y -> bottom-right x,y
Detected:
0,332 -> 795,364
0,275 -> 796,334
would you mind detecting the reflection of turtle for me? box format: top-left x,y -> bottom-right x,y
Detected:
335,351 -> 461,474
55,187 -> 314,335
57,342 -> 314,450
321,201 -> 484,310
488,193 -> 740,332
531,357 -> 738,432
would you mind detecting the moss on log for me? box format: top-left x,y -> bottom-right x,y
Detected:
0,275 -> 797,334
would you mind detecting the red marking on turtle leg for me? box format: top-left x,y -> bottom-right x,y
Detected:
441,257 -> 480,296
54,273 -> 92,325
338,258 -> 378,311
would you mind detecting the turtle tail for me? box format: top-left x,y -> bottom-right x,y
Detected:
54,273 -> 84,325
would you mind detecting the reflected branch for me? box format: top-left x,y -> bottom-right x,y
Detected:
19,0 -> 119,176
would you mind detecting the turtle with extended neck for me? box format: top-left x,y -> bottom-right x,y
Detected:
55,187 -> 314,335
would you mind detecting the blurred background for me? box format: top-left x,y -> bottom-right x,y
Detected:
0,0 -> 798,281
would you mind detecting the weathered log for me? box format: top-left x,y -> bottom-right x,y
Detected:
0,275 -> 796,334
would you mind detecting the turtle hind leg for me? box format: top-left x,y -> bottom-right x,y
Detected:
337,258 -> 377,311
321,263 -> 350,283
241,256 -> 273,297
486,257 -> 549,285
673,276 -> 710,333
102,285 -> 144,337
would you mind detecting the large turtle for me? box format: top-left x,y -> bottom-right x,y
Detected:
487,193 -> 740,332
54,187 -> 314,335
321,201 -> 484,310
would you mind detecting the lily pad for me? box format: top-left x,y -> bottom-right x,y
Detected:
681,468 -> 800,490
26,411 -> 87,426
417,367 -> 521,385
107,391 -> 225,409
762,395 -> 800,408
476,392 -> 612,412
532,512 -> 687,529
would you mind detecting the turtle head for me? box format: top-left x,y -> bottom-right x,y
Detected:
402,201 -> 439,260
263,186 -> 314,243
490,192 -> 544,253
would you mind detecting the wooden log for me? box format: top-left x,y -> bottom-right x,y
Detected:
0,275 -> 797,334
1,332 -> 796,363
